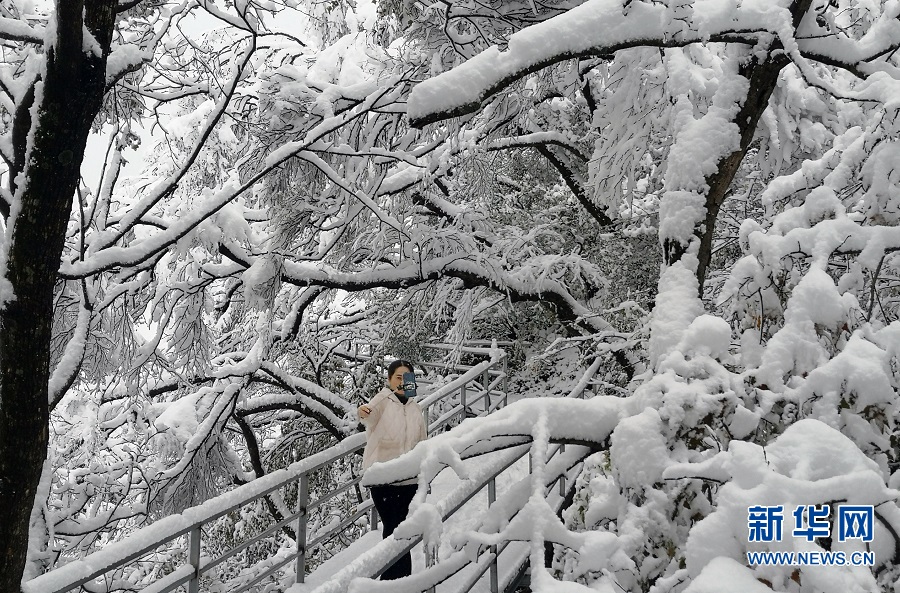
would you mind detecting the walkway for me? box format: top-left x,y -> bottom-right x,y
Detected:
23,342 -> 615,593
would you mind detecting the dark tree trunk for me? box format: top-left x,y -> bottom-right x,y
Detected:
0,1 -> 116,590
660,51 -> 787,288
663,0 -> 814,295
690,53 -> 788,291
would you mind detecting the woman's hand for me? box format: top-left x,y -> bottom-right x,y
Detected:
358,404 -> 372,419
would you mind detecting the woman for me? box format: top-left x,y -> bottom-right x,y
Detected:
358,359 -> 428,580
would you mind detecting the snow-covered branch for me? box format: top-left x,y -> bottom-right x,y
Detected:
0,15 -> 44,43
407,0 -> 776,127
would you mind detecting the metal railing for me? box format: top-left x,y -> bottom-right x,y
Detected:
306,361 -> 608,593
437,442 -> 585,593
23,343 -> 510,593
309,438 -> 593,593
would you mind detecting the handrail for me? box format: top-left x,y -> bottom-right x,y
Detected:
23,343 -> 509,593
306,439 -> 592,593
303,359 -> 609,593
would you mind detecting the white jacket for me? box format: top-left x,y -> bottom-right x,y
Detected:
360,387 -> 427,479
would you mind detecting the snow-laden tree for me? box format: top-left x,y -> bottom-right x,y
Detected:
0,0 -> 408,587
1,0 -> 649,590
0,0 -> 165,587
7,0 -> 900,591
391,0 -> 900,591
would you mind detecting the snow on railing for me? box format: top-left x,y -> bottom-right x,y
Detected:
23,343 -> 509,593
308,442 -> 591,593
302,377 -> 622,593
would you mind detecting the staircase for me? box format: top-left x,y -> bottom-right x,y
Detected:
23,341 -> 607,593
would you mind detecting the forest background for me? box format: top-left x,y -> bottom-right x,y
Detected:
1,0 -> 900,591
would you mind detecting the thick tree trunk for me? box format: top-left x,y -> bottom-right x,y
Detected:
692,53 -> 789,290
660,52 -> 787,288
0,1 -> 115,590
663,0 -> 814,294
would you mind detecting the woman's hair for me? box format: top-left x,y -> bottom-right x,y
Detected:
387,359 -> 415,376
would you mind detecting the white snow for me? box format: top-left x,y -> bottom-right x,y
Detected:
0,14 -> 44,44
649,260 -> 704,367
408,0 -> 795,125
666,419 -> 897,588
683,557 -> 773,593
105,44 -> 149,84
610,409 -> 668,489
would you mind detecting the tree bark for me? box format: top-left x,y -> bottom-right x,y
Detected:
663,0 -> 814,293
0,1 -> 116,590
662,52 -> 789,291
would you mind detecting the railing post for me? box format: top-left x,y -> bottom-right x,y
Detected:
425,546 -> 436,593
559,444 -> 567,496
295,473 -> 309,584
502,357 -> 508,408
482,367 -> 490,410
459,382 -> 467,424
188,525 -> 201,593
488,477 -> 498,593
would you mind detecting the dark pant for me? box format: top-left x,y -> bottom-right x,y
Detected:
370,484 -> 418,580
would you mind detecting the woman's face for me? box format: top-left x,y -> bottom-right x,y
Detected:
388,366 -> 412,393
